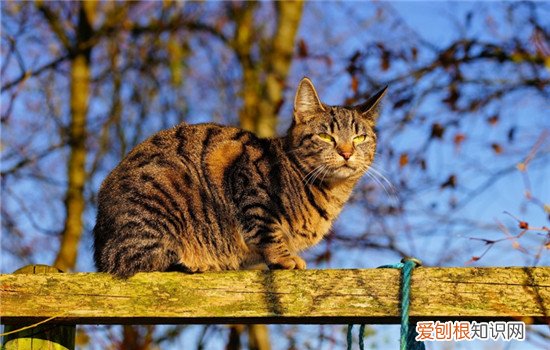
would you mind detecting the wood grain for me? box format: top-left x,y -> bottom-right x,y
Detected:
1,267 -> 548,325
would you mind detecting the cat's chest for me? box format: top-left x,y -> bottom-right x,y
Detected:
286,212 -> 333,252
286,192 -> 345,252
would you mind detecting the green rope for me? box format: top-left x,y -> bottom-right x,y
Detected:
359,324 -> 365,349
347,324 -> 353,350
346,324 -> 367,350
347,258 -> 425,350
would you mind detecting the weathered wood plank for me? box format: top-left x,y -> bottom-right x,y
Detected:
0,267 -> 548,325
2,265 -> 76,350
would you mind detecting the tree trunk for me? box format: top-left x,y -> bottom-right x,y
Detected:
234,1 -> 304,138
257,1 -> 304,138
232,2 -> 260,135
54,2 -> 94,272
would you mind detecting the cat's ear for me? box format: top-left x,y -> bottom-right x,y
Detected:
356,86 -> 388,119
294,77 -> 325,123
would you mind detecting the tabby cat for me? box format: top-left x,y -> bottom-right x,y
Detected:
93,77 -> 387,277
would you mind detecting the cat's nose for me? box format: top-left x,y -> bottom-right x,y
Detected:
338,151 -> 353,160
337,145 -> 354,160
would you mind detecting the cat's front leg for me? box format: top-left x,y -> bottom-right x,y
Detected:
242,224 -> 307,270
263,245 -> 306,270
259,229 -> 307,270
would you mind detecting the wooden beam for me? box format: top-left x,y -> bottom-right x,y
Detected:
0,267 -> 548,325
2,265 -> 75,350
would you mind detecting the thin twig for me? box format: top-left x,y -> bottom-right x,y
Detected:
0,314 -> 65,337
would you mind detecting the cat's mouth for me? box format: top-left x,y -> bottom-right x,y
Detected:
321,159 -> 364,181
330,163 -> 358,179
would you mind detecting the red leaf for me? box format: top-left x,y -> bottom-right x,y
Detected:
487,114 -> 499,125
351,76 -> 359,94
491,143 -> 503,154
519,221 -> 529,229
381,51 -> 390,71
454,133 -> 466,146
399,153 -> 409,168
298,38 -> 308,58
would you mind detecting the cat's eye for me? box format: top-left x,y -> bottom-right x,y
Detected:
353,135 -> 367,144
318,133 -> 335,143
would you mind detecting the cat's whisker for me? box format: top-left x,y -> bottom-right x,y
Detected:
319,166 -> 331,185
364,170 -> 389,196
302,165 -> 321,180
365,170 -> 385,192
311,165 -> 329,186
301,164 -> 322,182
363,165 -> 398,201
301,165 -> 324,186
368,165 -> 397,193
304,165 -> 326,187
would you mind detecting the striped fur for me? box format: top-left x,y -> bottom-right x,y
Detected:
93,78 -> 387,277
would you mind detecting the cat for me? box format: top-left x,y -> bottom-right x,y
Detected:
93,77 -> 387,277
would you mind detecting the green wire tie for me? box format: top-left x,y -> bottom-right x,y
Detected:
347,257 -> 425,350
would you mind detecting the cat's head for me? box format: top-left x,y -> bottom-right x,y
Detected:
287,77 -> 386,185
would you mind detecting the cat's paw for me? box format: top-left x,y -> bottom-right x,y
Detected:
267,255 -> 307,270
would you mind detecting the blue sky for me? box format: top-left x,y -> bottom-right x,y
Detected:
1,1 -> 548,349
